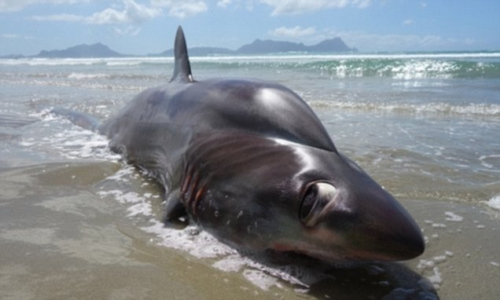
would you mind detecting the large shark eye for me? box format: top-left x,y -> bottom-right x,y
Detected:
300,182 -> 337,227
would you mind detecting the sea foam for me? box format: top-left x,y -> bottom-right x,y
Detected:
486,195 -> 500,210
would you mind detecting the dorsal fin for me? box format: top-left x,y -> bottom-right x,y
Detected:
170,26 -> 194,83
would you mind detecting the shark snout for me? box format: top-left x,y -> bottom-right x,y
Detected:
301,180 -> 425,261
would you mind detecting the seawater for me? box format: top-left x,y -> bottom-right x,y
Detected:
1,52 -> 499,299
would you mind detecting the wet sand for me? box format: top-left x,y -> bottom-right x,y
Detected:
1,161 -> 498,299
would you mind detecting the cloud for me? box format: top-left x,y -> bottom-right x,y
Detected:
29,0 -> 206,25
31,1 -> 161,24
114,26 -> 141,36
259,0 -> 371,15
270,26 -> 316,38
217,0 -> 254,11
1,33 -> 34,39
217,0 -> 232,8
402,19 -> 414,26
151,0 -> 207,19
86,0 -> 161,24
2,34 -> 19,38
0,0 -> 90,13
31,13 -> 84,22
320,28 -> 476,51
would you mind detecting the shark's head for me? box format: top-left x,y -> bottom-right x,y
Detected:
187,134 -> 425,262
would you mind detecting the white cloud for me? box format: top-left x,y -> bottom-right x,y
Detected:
0,0 -> 90,12
270,26 -> 316,38
2,34 -> 19,38
402,19 -> 414,26
1,33 -> 34,39
29,0 -> 206,25
31,13 -> 84,22
31,0 -> 161,24
217,0 -> 232,8
259,0 -> 371,15
114,26 -> 141,36
320,28 -> 476,51
86,0 -> 161,24
151,0 -> 207,19
211,0 -> 250,10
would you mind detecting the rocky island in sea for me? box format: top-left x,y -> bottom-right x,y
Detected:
2,37 -> 356,58
36,43 -> 125,58
156,37 -> 356,56
235,37 -> 356,54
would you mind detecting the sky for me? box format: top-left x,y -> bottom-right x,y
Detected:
1,0 -> 499,56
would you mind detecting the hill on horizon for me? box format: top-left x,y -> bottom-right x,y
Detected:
236,37 -> 356,54
36,43 -> 124,58
2,37 -> 357,58
153,37 -> 357,56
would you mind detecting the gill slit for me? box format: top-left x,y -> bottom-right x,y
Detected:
180,161 -> 208,217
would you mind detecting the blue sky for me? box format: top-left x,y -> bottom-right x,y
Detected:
1,0 -> 499,56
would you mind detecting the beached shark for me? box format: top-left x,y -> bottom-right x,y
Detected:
54,26 -> 425,262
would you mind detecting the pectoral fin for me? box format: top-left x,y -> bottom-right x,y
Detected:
51,107 -> 101,132
164,190 -> 187,222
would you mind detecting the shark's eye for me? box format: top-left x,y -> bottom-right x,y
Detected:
300,185 -> 318,222
300,182 -> 337,227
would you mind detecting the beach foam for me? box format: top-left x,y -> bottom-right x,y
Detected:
486,195 -> 500,210
417,251 -> 454,289
68,72 -> 110,80
93,164 -> 350,292
444,212 -> 464,222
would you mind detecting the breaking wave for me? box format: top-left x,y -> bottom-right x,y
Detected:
2,52 -> 500,79
309,101 -> 500,117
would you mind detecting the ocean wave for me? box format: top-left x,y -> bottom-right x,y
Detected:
21,114 -> 120,161
68,72 -> 110,80
0,58 -> 104,66
309,101 -> 500,117
2,53 -> 499,79
301,59 -> 500,79
195,56 -> 500,79
0,57 -> 172,67
66,72 -> 160,81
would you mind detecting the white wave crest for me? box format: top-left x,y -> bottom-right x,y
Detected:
2,52 -> 499,66
309,101 -> 500,117
68,72 -> 110,80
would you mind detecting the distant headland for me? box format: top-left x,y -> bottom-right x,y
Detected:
1,37 -> 357,59
156,37 -> 356,57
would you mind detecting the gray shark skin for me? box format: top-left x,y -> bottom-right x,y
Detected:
95,26 -> 425,262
